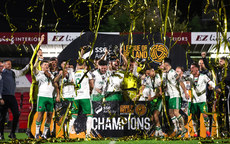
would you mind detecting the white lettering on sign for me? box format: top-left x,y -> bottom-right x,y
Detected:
0,36 -> 14,44
92,117 -> 124,130
0,33 -> 44,44
172,36 -> 188,42
94,47 -> 107,59
92,117 -> 150,131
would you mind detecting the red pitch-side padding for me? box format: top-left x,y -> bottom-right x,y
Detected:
21,105 -> 31,113
16,98 -> 21,104
9,113 -> 13,121
19,113 -> 29,121
15,92 -> 21,98
22,104 -> 30,109
21,109 -> 31,113
19,121 -> 28,129
22,92 -> 30,98
22,99 -> 30,105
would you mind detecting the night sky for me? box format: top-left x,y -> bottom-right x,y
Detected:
0,0 -> 229,32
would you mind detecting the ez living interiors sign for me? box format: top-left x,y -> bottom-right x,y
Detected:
191,32 -> 230,44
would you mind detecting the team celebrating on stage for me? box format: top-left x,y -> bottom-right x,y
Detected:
0,34 -> 229,140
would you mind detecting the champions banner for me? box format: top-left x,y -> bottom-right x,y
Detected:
74,101 -> 152,138
31,99 -> 215,138
70,100 -> 212,138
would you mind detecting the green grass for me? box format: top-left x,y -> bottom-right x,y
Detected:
1,133 -> 230,144
2,133 -> 27,142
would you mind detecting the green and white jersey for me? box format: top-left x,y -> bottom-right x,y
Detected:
139,74 -> 161,101
36,71 -> 55,98
107,70 -> 124,92
153,74 -> 161,88
74,69 -> 92,100
142,76 -> 153,89
163,69 -> 181,98
91,69 -> 107,95
179,80 -> 191,102
59,68 -> 76,99
189,74 -> 215,103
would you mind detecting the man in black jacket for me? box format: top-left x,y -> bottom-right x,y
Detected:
0,59 -> 29,139
198,58 -> 214,135
216,57 -> 230,137
201,52 -> 210,70
0,61 -> 4,106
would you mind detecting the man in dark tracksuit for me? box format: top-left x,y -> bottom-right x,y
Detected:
0,59 -> 29,139
0,61 -> 4,106
0,61 -> 4,140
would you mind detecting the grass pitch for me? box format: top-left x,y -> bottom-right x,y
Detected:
1,133 -> 230,144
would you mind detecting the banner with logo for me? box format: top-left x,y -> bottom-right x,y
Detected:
4,32 -> 230,45
191,32 -> 230,44
47,32 -> 84,45
58,32 -> 191,69
70,100 -> 217,138
0,32 -> 47,44
73,101 -> 152,138
30,99 -> 216,138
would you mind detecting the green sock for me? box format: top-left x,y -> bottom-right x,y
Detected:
155,126 -> 161,131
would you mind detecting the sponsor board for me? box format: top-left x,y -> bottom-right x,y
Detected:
47,32 -> 83,45
166,32 -> 191,44
4,32 -> 230,45
191,32 -> 230,44
0,32 -> 47,44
